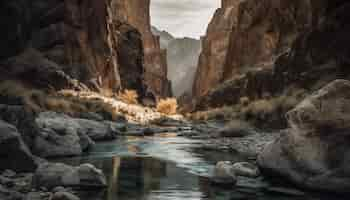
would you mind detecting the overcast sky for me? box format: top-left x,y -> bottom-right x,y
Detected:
150,0 -> 221,39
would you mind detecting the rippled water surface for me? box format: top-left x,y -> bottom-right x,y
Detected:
56,135 -> 345,200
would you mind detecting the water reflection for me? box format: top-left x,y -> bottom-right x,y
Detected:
56,137 -> 347,200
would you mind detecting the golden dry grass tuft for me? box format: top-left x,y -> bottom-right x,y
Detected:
156,98 -> 178,115
119,90 -> 138,105
0,80 -> 47,112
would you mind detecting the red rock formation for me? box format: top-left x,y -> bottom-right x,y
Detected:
222,0 -> 319,80
193,0 -> 322,100
192,0 -> 241,98
0,0 -> 147,95
114,0 -> 172,97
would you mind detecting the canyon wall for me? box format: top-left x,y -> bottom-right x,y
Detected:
152,27 -> 201,97
192,0 -> 323,100
0,0 -> 173,98
0,0 -> 120,91
114,0 -> 172,97
192,0 -> 241,98
195,0 -> 350,113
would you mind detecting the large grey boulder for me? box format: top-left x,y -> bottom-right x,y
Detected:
34,112 -> 122,157
34,112 -> 94,158
0,120 -> 37,172
33,163 -> 106,189
258,80 -> 350,193
74,119 -> 117,141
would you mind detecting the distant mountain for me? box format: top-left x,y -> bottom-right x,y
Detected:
151,26 -> 174,49
152,26 -> 201,97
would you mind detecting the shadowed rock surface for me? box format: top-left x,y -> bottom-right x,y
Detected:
259,80 -> 350,193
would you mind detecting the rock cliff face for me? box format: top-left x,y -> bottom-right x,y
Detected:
192,0 -> 241,98
0,0 -> 149,96
193,0 -> 323,100
194,0 -> 350,112
114,0 -> 172,97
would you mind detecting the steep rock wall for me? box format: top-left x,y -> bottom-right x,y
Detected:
0,0 -> 146,95
195,0 -> 350,117
192,0 -> 241,98
192,0 -> 323,100
114,0 -> 172,97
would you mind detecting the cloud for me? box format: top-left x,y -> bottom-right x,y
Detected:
150,0 -> 221,39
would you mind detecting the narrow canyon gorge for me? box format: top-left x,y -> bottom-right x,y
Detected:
0,0 -> 350,200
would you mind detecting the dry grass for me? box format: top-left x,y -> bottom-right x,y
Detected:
119,90 -> 138,105
0,80 -> 123,120
0,80 -> 46,112
156,98 -> 178,115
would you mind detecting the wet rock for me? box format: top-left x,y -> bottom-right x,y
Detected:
232,162 -> 260,178
33,163 -> 106,189
51,191 -> 80,200
211,161 -> 237,186
52,186 -> 66,193
266,187 -> 305,196
258,80 -> 350,193
0,120 -> 37,172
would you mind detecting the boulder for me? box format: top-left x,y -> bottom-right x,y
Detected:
33,163 -> 106,189
51,192 -> 80,200
0,104 -> 38,149
211,161 -> 237,186
74,119 -> 117,141
232,162 -> 260,178
34,112 -> 123,157
34,112 -> 94,158
0,120 -> 37,172
258,80 -> 350,193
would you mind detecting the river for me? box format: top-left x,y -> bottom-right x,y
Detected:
55,135 -> 344,200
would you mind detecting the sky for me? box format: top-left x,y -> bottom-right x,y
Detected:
150,0 -> 221,39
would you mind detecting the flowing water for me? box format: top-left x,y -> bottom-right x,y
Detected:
56,135 -> 345,200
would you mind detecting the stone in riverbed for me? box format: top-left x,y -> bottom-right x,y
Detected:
232,162 -> 260,178
211,161 -> 237,186
51,191 -> 80,200
33,163 -> 106,189
258,80 -> 350,193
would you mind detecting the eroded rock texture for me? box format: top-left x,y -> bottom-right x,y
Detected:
114,0 -> 172,97
193,0 -> 241,98
194,0 -> 350,114
258,80 -> 350,193
0,0 -> 147,95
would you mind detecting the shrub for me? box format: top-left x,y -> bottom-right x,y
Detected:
156,98 -> 178,115
119,90 -> 138,104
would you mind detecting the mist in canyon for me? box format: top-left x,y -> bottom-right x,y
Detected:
150,0 -> 220,97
